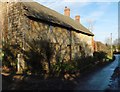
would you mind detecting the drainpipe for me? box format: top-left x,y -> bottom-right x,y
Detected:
70,30 -> 72,62
17,54 -> 21,73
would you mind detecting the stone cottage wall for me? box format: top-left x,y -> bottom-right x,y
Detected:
0,2 -> 8,45
1,2 -> 30,73
2,2 -> 94,72
24,18 -> 71,62
2,2 -> 26,47
75,32 -> 94,56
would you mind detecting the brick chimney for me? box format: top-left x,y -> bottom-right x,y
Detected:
75,15 -> 80,23
64,6 -> 70,17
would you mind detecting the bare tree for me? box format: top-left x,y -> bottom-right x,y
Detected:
105,37 -> 111,46
86,19 -> 95,32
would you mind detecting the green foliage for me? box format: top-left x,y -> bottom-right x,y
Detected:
93,51 -> 107,61
2,43 -> 22,73
75,56 -> 94,71
118,45 -> 120,51
73,51 -> 111,73
51,61 -> 78,77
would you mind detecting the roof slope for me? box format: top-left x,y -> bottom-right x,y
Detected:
95,41 -> 110,52
22,2 -> 94,36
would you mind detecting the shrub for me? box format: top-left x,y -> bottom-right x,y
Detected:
2,43 -> 21,73
93,51 -> 107,62
74,56 -> 94,72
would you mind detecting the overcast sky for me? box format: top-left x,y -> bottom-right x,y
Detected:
33,0 -> 118,43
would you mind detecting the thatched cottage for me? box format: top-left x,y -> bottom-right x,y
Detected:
1,2 -> 94,73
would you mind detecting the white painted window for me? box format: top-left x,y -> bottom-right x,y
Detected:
49,25 -> 53,33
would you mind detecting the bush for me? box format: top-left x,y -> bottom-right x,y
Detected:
75,56 -> 94,72
2,44 -> 21,73
93,51 -> 107,62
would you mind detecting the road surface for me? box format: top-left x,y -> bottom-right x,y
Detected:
0,56 -> 1,91
74,54 -> 119,90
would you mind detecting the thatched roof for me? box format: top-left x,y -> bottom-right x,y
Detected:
22,2 -> 94,36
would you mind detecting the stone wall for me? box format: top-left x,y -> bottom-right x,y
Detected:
25,18 -> 71,62
0,2 -> 7,48
75,32 -> 94,55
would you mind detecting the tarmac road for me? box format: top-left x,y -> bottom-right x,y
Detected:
74,55 -> 119,90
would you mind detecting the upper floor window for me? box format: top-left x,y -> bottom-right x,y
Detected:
49,25 -> 53,33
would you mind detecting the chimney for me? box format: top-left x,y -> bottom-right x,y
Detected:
64,6 -> 70,17
75,15 -> 80,23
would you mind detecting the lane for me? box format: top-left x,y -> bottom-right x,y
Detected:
75,55 -> 119,90
0,74 -> 1,91
0,50 -> 2,91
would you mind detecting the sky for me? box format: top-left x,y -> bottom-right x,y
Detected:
33,0 -> 118,43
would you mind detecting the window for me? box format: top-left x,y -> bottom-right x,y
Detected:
49,25 -> 53,33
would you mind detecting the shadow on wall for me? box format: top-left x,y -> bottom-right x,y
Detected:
2,43 -> 23,74
24,39 -> 55,75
